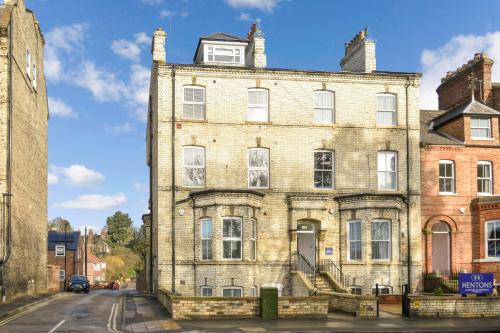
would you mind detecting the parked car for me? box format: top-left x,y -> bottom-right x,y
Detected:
67,275 -> 90,293
108,281 -> 120,290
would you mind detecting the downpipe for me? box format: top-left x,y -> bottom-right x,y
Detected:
171,66 -> 176,294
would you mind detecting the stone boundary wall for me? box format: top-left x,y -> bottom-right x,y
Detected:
319,291 -> 378,317
158,289 -> 328,320
409,295 -> 500,317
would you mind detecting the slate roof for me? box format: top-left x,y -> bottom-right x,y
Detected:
48,231 -> 81,251
431,99 -> 500,129
420,109 -> 463,145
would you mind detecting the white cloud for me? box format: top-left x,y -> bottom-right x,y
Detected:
420,31 -> 500,109
160,10 -> 189,18
48,172 -> 59,185
225,0 -> 282,13
50,164 -> 105,187
45,23 -> 88,82
237,12 -> 252,21
111,33 -> 151,62
48,97 -> 78,118
110,123 -> 135,134
133,182 -> 148,192
140,0 -> 163,4
54,193 -> 127,211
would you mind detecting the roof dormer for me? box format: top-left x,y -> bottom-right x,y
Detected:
194,32 -> 248,66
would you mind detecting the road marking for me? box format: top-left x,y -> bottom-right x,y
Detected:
48,319 -> 65,333
107,302 -> 121,333
107,304 -> 116,332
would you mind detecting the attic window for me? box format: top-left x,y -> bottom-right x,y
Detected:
471,117 -> 491,139
205,45 -> 243,64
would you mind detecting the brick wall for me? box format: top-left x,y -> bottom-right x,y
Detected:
46,265 -> 60,292
47,249 -> 83,291
318,291 -> 377,317
157,289 -> 328,320
409,295 -> 500,317
0,0 -> 48,299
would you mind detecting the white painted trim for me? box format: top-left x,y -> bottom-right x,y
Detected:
485,220 -> 500,259
221,217 -> 243,260
347,220 -> 362,261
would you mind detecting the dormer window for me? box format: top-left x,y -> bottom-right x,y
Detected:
204,44 -> 244,65
471,117 -> 491,139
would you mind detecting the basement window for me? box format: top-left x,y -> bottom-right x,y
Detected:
372,285 -> 392,295
201,286 -> 213,297
350,286 -> 362,295
222,287 -> 243,297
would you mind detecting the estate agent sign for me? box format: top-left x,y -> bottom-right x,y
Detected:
458,273 -> 494,294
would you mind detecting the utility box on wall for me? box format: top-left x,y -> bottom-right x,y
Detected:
260,287 -> 278,319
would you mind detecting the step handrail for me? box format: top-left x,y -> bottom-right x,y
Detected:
291,252 -> 317,287
318,258 -> 350,290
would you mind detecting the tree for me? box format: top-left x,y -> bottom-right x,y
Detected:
48,217 -> 72,231
105,211 -> 133,247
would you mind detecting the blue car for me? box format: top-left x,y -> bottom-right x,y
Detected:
67,275 -> 90,293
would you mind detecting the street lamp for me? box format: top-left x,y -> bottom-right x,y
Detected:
64,221 -> 69,292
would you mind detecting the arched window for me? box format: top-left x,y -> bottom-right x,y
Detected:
376,93 -> 396,126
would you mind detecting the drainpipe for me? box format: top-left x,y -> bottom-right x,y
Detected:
171,66 -> 176,294
148,99 -> 153,295
1,8 -> 14,303
405,76 -> 412,292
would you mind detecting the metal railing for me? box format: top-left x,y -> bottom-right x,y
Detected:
291,252 -> 316,287
318,259 -> 350,290
422,269 -> 463,293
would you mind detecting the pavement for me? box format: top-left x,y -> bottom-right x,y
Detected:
0,289 -> 499,332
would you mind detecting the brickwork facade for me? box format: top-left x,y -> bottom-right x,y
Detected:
47,248 -> 83,291
0,0 -> 48,299
420,53 -> 500,280
147,26 -> 422,299
409,295 -> 500,317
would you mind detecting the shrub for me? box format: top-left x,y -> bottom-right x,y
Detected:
433,287 -> 443,296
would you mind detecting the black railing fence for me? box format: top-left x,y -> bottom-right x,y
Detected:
318,259 -> 350,290
291,252 -> 317,287
422,269 -> 464,293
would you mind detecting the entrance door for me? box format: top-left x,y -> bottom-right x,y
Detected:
297,223 -> 316,268
431,222 -> 450,271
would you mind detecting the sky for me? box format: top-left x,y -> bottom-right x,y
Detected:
17,0 -> 500,232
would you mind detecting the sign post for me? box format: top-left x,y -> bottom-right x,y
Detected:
458,273 -> 494,295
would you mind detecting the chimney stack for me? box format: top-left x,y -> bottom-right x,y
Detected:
247,19 -> 266,68
340,28 -> 376,73
151,27 -> 167,63
436,53 -> 494,110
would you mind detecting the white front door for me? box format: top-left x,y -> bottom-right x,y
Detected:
297,223 -> 316,267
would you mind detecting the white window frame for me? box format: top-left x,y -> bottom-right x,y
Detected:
222,217 -> 242,260
350,286 -> 362,295
314,150 -> 334,189
55,245 -> 65,257
203,43 -> 245,65
250,285 -> 258,297
247,88 -> 269,122
182,86 -> 205,120
377,151 -> 398,190
438,160 -> 455,194
347,220 -> 362,261
201,218 -> 213,260
471,117 -> 492,139
371,219 -> 391,261
313,90 -> 334,124
250,219 -> 257,261
372,285 -> 392,295
32,63 -> 37,90
248,148 -> 269,189
477,161 -> 493,195
26,49 -> 31,78
222,286 -> 243,297
201,286 -> 213,297
376,93 -> 397,126
486,220 -> 500,259
59,270 -> 65,282
182,146 -> 205,188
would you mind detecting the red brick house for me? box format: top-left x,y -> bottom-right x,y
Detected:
87,253 -> 106,285
420,53 -> 500,280
47,231 -> 83,291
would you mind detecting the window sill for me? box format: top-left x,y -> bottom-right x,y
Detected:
369,260 -> 393,265
312,123 -> 335,128
180,118 -> 208,123
245,121 -> 272,125
471,137 -> 494,141
344,260 -> 366,265
439,192 -> 457,196
473,258 -> 500,263
477,193 -> 494,197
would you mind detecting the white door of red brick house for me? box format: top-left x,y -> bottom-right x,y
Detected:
431,222 -> 451,271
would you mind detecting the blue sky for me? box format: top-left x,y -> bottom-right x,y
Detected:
23,0 -> 500,232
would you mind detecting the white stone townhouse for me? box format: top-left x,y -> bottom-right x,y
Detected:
146,22 -> 422,297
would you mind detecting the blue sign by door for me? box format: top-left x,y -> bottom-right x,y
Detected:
325,247 -> 333,255
458,273 -> 494,294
